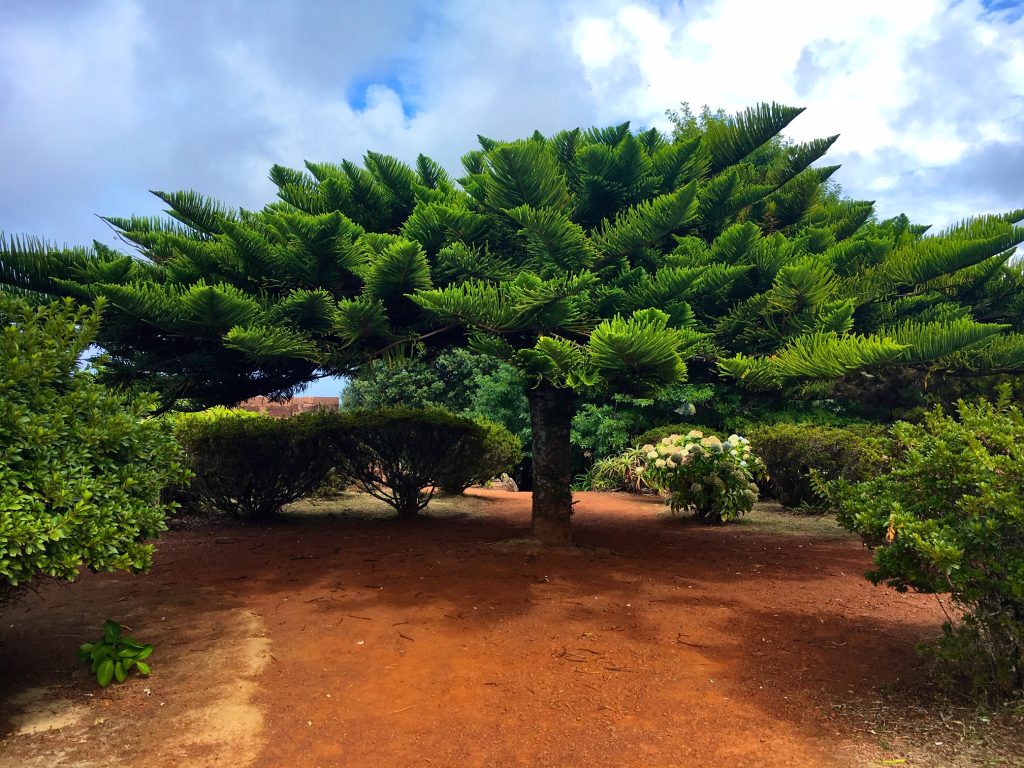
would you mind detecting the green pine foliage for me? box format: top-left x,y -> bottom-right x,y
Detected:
4,102 -> 1020,409
0,297 -> 187,603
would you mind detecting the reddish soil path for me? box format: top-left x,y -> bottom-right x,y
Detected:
0,491 -> 944,768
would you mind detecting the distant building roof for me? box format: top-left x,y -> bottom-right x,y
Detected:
235,395 -> 339,418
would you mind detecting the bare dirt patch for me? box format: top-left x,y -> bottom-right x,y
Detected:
1,490 -> 1015,767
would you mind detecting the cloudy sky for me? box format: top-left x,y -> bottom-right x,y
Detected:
2,0 -> 1022,394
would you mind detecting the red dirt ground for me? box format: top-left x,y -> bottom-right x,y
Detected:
0,490 -> 948,768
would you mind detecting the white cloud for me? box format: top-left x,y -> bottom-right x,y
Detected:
0,0 -> 1021,248
567,0 -> 1024,225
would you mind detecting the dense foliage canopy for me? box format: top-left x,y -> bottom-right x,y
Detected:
2,102 -> 1022,541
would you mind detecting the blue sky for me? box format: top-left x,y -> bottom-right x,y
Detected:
2,0 -> 1023,398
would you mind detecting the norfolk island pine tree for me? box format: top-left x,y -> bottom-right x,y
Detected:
2,103 -> 1023,544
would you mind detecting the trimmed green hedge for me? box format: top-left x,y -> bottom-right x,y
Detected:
747,423 -> 890,509
1,298 -> 186,601
323,407 -> 519,517
172,410 -> 333,521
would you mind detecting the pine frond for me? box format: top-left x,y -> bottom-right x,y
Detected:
702,103 -> 804,173
515,336 -> 587,385
507,271 -> 597,331
270,288 -> 337,332
953,332 -> 1024,372
410,280 -> 523,331
151,190 -> 237,236
651,135 -> 711,190
764,256 -> 841,313
364,151 -> 420,215
483,141 -> 570,211
341,160 -> 392,231
415,154 -> 451,191
335,297 -> 391,344
587,308 -> 700,390
765,135 -> 839,188
180,281 -> 264,330
364,240 -> 432,304
592,182 -> 699,263
433,242 -> 514,284
881,233 -> 1021,288
881,318 -> 1009,363
719,331 -> 906,388
709,222 -> 763,264
814,300 -> 855,334
584,122 -> 631,147
550,128 -> 583,176
223,324 -> 319,360
504,204 -> 598,275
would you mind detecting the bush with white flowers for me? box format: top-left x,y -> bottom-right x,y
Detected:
640,430 -> 767,522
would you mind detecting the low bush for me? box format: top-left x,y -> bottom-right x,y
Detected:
825,398 -> 1024,700
322,407 -> 506,517
1,298 -> 186,604
641,430 -> 767,523
748,423 -> 890,509
436,418 -> 521,494
172,410 -> 333,521
575,447 -> 649,492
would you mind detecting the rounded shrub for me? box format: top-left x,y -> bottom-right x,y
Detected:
747,422 -> 890,509
172,409 -> 333,521
436,417 -> 521,495
826,398 -> 1024,699
1,298 -> 187,604
322,407 -> 515,517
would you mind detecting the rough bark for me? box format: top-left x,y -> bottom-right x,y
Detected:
527,382 -> 575,545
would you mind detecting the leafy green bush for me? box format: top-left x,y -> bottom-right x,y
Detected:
1,298 -> 186,602
172,410 -> 333,521
436,418 -> 521,494
748,423 -> 890,509
826,399 -> 1024,699
77,620 -> 153,687
641,430 -> 766,523
322,407 -> 503,517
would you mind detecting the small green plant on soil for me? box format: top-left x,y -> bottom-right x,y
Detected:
77,620 -> 153,687
641,430 -> 767,523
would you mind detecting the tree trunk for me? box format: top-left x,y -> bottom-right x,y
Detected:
527,382 -> 575,545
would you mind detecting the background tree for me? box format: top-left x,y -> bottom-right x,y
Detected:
2,103 -> 1022,543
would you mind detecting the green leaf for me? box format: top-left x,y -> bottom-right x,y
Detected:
97,659 -> 115,687
136,661 -> 151,676
103,620 -> 121,644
